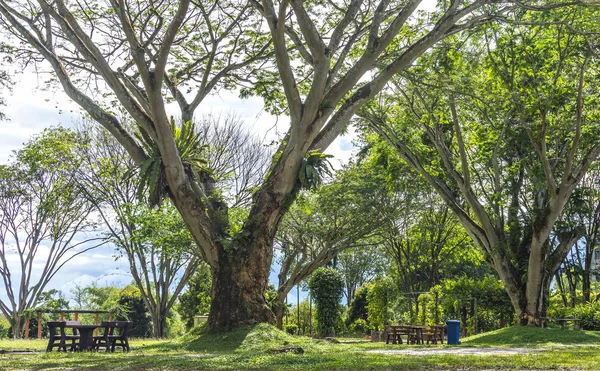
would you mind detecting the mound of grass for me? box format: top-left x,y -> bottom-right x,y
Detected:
179,323 -> 307,354
462,325 -> 600,346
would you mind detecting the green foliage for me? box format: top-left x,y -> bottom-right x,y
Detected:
0,316 -> 10,339
366,277 -> 397,330
285,300 -> 315,336
348,318 -> 369,335
569,302 -> 600,330
165,310 -> 186,338
264,285 -> 281,314
346,284 -> 371,327
411,276 -> 515,332
131,120 -> 208,207
359,8 -> 600,321
308,268 -> 344,337
298,151 -> 333,190
117,286 -> 153,338
283,323 -> 298,335
177,263 -> 212,330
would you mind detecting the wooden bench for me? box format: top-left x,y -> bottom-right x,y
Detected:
46,321 -> 80,352
541,317 -> 581,330
384,325 -> 411,344
93,321 -> 132,352
422,325 -> 446,344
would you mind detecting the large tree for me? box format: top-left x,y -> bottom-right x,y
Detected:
76,118 -> 268,337
362,11 -> 600,325
0,128 -> 101,338
0,0 -> 578,329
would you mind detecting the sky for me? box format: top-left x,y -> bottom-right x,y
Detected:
0,0 -> 438,309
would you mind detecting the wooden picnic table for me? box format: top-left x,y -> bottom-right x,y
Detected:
385,325 -> 445,345
540,317 -> 581,330
66,323 -> 100,351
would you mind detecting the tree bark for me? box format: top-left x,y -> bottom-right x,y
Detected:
274,299 -> 285,329
150,310 -> 167,338
11,316 -> 23,340
208,242 -> 276,330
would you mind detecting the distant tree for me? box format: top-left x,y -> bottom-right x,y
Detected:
367,277 -> 397,331
346,284 -> 371,327
0,69 -> 10,121
338,246 -> 385,307
0,128 -> 102,338
177,263 -> 212,330
273,164 -> 391,327
562,166 -> 600,303
70,284 -> 91,310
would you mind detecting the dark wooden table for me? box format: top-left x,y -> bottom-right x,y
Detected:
385,325 -> 426,344
66,324 -> 100,351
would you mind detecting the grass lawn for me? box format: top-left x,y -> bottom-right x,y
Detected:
1,324 -> 599,370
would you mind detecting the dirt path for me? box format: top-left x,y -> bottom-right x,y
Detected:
365,347 -> 537,356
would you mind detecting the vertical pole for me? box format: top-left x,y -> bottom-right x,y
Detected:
109,313 -> 113,321
285,297 -> 288,327
297,286 -> 300,334
434,292 -> 439,324
95,313 -> 100,337
60,312 -> 64,321
37,312 -> 42,339
74,312 -> 79,321
24,318 -> 29,340
309,293 -> 312,336
296,254 -> 300,335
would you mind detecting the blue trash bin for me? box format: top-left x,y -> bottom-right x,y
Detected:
446,320 -> 460,345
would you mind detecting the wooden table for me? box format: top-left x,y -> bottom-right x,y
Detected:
66,324 -> 100,351
385,325 -> 425,344
541,317 -> 581,330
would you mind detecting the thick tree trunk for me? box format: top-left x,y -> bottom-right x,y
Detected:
150,310 -> 167,338
208,243 -> 276,331
11,316 -> 23,340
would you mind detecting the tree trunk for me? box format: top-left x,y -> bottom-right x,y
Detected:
208,243 -> 276,331
274,302 -> 285,329
555,272 -> 569,307
583,267 -> 591,303
273,289 -> 288,329
11,316 -> 23,340
151,310 -> 167,338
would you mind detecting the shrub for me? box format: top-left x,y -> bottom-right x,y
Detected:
570,302 -> 600,330
349,318 -> 369,335
0,316 -> 10,339
346,284 -> 370,326
283,324 -> 298,335
308,268 -> 345,337
367,276 -> 397,331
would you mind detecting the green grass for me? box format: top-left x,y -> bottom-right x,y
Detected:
462,325 -> 600,346
1,324 -> 600,370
